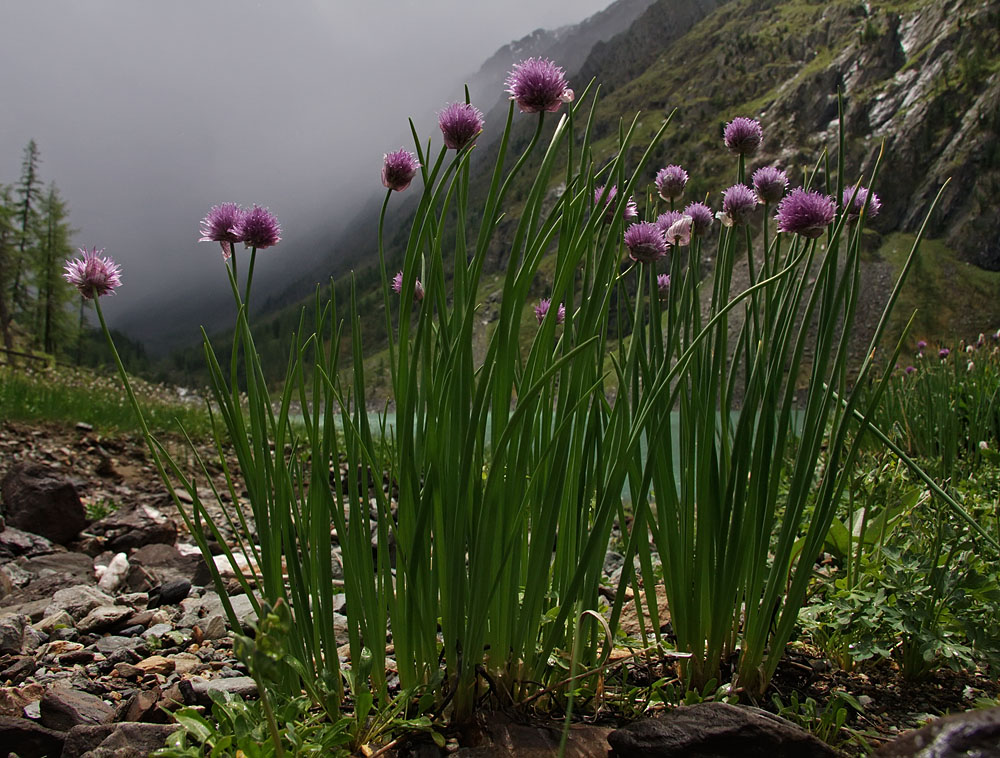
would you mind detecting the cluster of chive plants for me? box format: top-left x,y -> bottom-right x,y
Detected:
872,331 -> 1000,479
65,56 -> 946,730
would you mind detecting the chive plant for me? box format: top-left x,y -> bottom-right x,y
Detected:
71,60 -> 952,730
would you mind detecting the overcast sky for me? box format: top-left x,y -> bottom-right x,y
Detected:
0,0 -> 611,348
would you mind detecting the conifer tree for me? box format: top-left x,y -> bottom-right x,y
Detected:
0,186 -> 15,354
8,140 -> 42,323
35,182 -> 75,354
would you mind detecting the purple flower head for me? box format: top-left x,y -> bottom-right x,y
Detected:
719,184 -> 757,226
594,185 -> 638,224
63,247 -> 122,299
774,188 -> 836,238
684,202 -> 715,236
723,117 -> 763,156
438,102 -> 484,151
381,148 -> 421,192
939,348 -> 950,359
664,215 -> 693,247
657,273 -> 671,297
916,340 -> 927,351
233,205 -> 281,249
505,58 -> 574,114
624,222 -> 667,264
905,365 -> 917,375
655,165 -> 688,201
842,186 -> 882,219
199,203 -> 246,259
392,270 -> 424,302
535,298 -> 565,325
655,210 -> 684,235
752,166 -> 789,204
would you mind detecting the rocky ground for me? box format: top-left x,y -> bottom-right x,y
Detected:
1,419 -> 999,758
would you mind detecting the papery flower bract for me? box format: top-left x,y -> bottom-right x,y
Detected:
774,188 -> 836,238
199,202 -> 246,259
505,58 -> 573,114
438,102 -> 485,150
664,215 -> 693,247
842,186 -> 882,218
63,247 -> 122,299
719,184 -> 757,226
655,165 -> 688,201
595,185 -> 637,224
624,222 -> 667,264
657,273 -> 671,296
655,210 -> 684,235
381,148 -> 421,192
724,117 -> 763,155
414,280 -> 425,301
939,348 -> 950,358
534,297 -> 565,325
233,205 -> 281,249
752,166 -> 788,204
684,202 -> 715,235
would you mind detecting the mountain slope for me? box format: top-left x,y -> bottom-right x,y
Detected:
158,0 -> 1000,387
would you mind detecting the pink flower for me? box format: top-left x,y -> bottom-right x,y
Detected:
63,248 -> 122,299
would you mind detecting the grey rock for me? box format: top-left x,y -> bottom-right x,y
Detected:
40,686 -> 116,731
0,612 -> 44,654
127,544 -> 208,591
146,578 -> 191,608
607,701 -> 841,758
93,635 -> 143,655
1,463 -> 88,544
876,706 -> 1000,757
0,525 -> 59,562
35,609 -> 76,635
87,500 -> 177,553
180,675 -> 257,706
46,585 -> 116,622
0,714 -> 66,758
141,623 -> 172,639
62,722 -> 177,758
178,591 -> 255,630
200,614 -> 226,640
76,605 -> 131,634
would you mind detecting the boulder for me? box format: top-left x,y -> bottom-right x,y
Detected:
607,701 -> 841,757
62,722 -> 177,758
876,706 -> 1000,757
1,463 -> 87,544
127,544 -> 209,590
0,714 -> 66,758
40,686 -> 116,732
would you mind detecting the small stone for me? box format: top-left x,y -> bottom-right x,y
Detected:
0,612 -> 44,654
33,610 -> 75,635
181,675 -> 258,706
135,655 -> 174,676
77,605 -> 131,634
96,552 -> 129,593
45,585 -> 116,622
876,706 -> 1000,757
94,635 -> 142,655
147,578 -> 192,608
44,639 -> 85,658
168,652 -> 203,676
113,662 -> 142,679
0,682 -> 44,718
88,501 -> 177,553
141,623 -> 172,639
200,614 -> 226,640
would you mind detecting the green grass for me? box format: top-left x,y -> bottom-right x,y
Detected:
0,364 -> 212,438
879,232 -> 1000,348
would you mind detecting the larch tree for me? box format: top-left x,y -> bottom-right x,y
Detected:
35,182 -> 75,354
